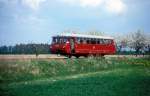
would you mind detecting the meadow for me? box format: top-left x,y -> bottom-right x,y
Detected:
0,56 -> 150,96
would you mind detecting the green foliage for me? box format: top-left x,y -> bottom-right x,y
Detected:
0,58 -> 150,96
0,43 -> 50,54
0,58 -> 150,83
7,69 -> 150,96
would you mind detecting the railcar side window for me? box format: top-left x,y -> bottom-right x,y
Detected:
97,39 -> 100,44
83,38 -> 87,44
111,40 -> 113,43
94,39 -> 96,44
80,38 -> 83,44
91,39 -> 96,44
103,39 -> 111,44
103,39 -> 107,44
86,39 -> 90,44
99,39 -> 103,44
91,39 -> 94,44
108,39 -> 112,44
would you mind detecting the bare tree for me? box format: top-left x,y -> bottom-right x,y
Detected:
61,29 -> 104,36
85,30 -> 104,36
62,29 -> 81,34
145,33 -> 150,54
114,33 -> 132,53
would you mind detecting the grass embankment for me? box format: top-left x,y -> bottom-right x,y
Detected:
0,57 -> 150,96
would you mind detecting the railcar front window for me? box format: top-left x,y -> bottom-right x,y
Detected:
77,38 -> 80,44
60,37 -> 63,44
52,37 -> 56,44
63,37 -> 67,44
56,37 -> 60,44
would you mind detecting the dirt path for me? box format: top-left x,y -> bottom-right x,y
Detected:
0,54 -> 149,61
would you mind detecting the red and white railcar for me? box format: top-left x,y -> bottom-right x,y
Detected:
50,33 -> 116,58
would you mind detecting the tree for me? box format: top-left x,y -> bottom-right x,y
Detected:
114,33 -> 132,54
0,43 -> 50,54
0,46 -> 8,54
85,30 -> 104,36
131,30 -> 146,55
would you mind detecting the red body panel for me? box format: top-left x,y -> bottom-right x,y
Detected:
50,42 -> 71,54
75,44 -> 115,55
50,36 -> 116,57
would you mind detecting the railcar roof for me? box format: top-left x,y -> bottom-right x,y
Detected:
53,33 -> 114,39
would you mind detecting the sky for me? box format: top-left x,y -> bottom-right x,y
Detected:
0,0 -> 150,46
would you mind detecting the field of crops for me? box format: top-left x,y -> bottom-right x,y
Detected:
0,56 -> 150,96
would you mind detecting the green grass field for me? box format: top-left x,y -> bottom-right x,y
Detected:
0,57 -> 150,96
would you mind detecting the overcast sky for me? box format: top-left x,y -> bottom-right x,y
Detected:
0,0 -> 150,45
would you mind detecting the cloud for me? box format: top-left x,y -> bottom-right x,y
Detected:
22,0 -> 46,10
105,0 -> 126,14
62,0 -> 76,5
62,0 -> 103,7
1,0 -> 126,14
79,0 -> 103,8
61,0 -> 126,14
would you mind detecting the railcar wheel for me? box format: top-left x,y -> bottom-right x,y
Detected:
75,56 -> 80,58
57,54 -> 60,57
68,55 -> 72,58
84,55 -> 88,58
100,54 -> 105,59
88,54 -> 94,59
100,54 -> 105,57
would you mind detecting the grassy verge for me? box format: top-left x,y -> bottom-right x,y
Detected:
0,57 -> 150,96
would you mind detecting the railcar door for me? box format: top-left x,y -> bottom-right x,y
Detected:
70,38 -> 75,53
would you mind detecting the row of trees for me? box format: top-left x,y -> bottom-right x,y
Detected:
0,44 -> 50,54
115,30 -> 150,55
